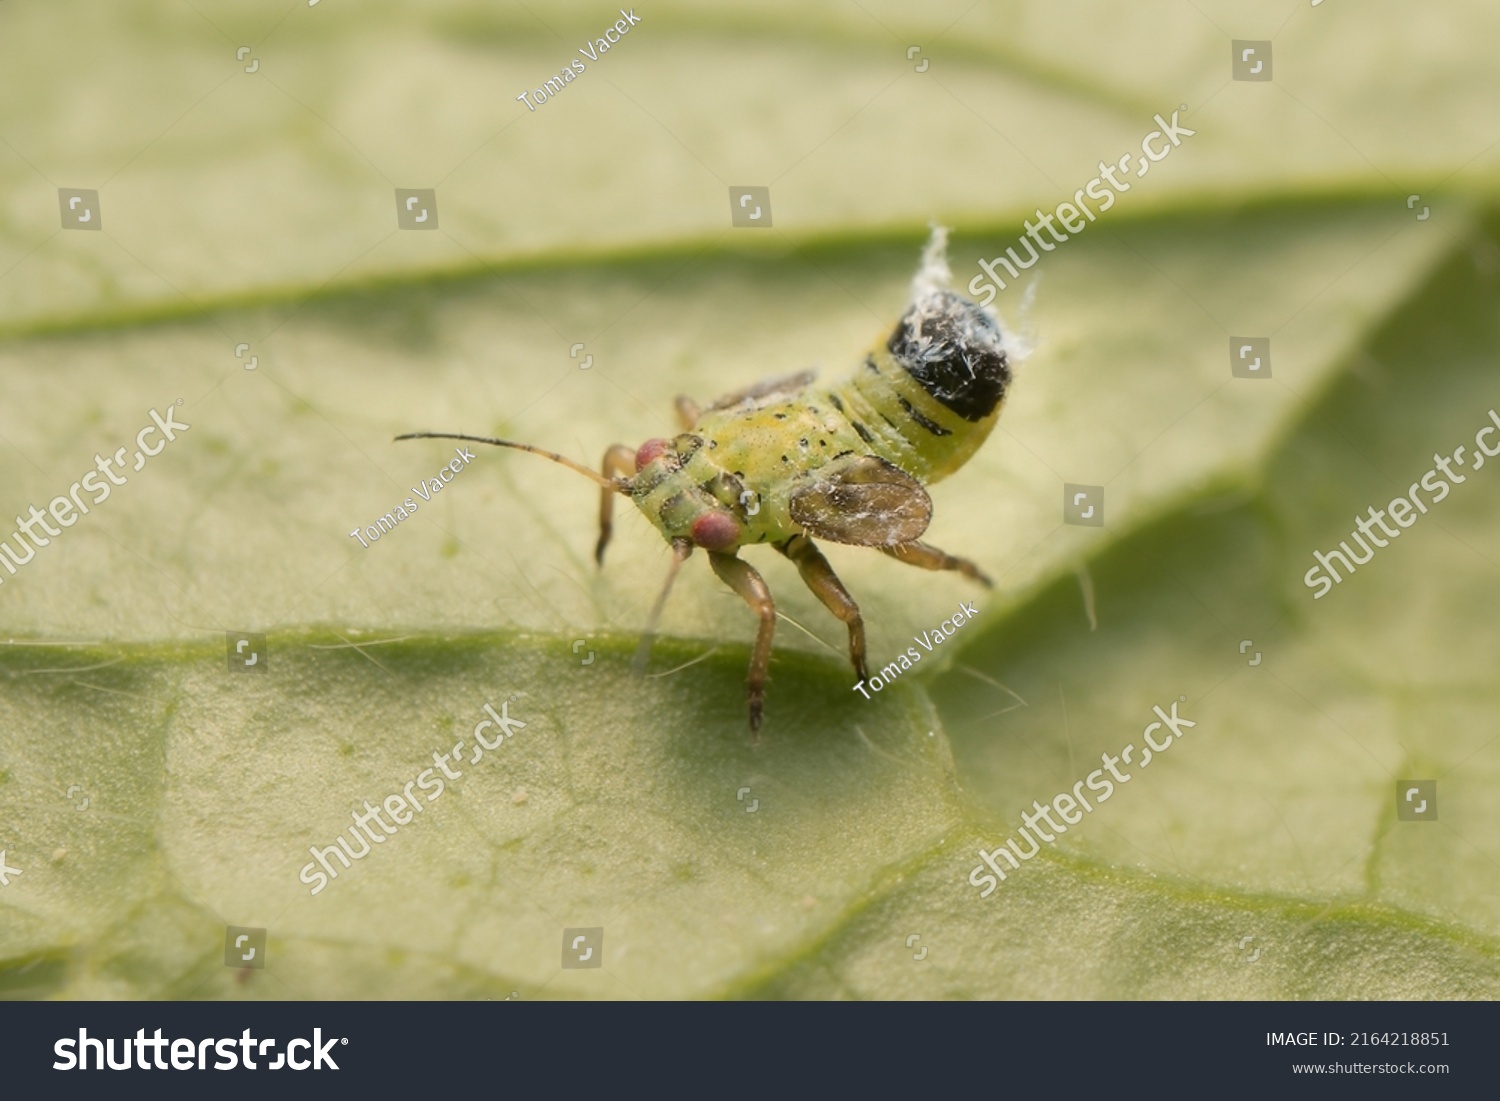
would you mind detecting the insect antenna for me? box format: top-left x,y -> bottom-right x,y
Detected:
395,432 -> 628,493
630,538 -> 693,676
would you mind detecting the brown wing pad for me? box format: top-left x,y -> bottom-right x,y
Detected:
789,455 -> 933,547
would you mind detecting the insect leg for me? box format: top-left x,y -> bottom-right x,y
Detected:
708,551 -> 776,737
674,396 -> 702,431
775,534 -> 868,683
631,537 -> 693,675
880,540 -> 994,587
595,444 -> 637,565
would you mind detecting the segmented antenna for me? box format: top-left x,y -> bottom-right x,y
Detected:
395,432 -> 628,493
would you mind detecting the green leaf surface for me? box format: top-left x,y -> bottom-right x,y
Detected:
3,1 -> 1498,331
0,633 -> 955,999
2,1 -> 1498,1000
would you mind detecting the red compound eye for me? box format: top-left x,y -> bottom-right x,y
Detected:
691,511 -> 742,551
634,438 -> 671,471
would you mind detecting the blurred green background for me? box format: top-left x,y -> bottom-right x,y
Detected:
2,0 -> 1499,999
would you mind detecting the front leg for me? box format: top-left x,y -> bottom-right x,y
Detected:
595,444 -> 637,565
709,551 -> 777,737
674,396 -> 702,431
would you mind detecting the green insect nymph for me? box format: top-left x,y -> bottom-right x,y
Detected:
398,227 -> 1019,737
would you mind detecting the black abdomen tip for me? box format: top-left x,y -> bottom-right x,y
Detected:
887,292 -> 1010,422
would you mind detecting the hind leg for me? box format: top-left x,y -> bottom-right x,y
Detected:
880,540 -> 993,587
